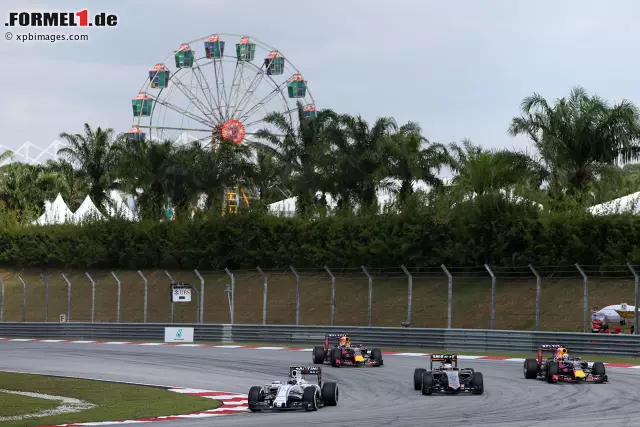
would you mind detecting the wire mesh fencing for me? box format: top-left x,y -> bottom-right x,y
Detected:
0,263 -> 638,332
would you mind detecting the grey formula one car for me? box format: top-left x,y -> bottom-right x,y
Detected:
247,366 -> 339,412
414,354 -> 484,395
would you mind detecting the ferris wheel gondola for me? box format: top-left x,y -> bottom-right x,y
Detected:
128,33 -> 316,213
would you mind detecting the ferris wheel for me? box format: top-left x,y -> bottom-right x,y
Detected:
127,33 -> 316,148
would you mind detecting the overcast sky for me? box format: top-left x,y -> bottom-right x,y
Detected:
1,0 -> 639,163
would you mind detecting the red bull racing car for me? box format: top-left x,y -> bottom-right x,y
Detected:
312,333 -> 383,367
524,344 -> 608,384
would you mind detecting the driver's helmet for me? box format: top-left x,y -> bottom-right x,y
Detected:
555,347 -> 568,360
339,336 -> 350,347
443,363 -> 453,370
562,353 -> 569,361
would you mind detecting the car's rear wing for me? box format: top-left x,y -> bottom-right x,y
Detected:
290,366 -> 321,375
538,344 -> 565,351
430,354 -> 458,370
324,333 -> 350,350
537,344 -> 567,363
289,366 -> 322,383
431,354 -> 458,361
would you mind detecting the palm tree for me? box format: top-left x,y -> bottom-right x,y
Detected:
383,121 -> 451,205
114,139 -> 175,220
189,139 -> 256,214
250,146 -> 288,205
447,139 -> 546,201
42,159 -> 88,210
57,123 -> 121,209
254,102 -> 337,217
327,114 -> 397,213
508,86 -> 640,194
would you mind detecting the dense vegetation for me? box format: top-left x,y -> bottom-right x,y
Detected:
1,86 -> 640,269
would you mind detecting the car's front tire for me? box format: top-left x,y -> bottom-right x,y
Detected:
303,387 -> 318,411
471,372 -> 484,394
421,372 -> 434,395
546,361 -> 559,383
330,348 -> 341,367
414,368 -> 426,390
370,348 -> 383,366
248,386 -> 263,412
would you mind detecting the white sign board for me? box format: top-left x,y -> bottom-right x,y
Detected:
60,314 -> 66,322
164,327 -> 194,343
172,287 -> 192,302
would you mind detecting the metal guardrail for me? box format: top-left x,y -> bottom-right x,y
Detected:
0,323 -> 639,357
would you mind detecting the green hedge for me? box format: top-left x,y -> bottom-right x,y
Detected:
1,196 -> 639,269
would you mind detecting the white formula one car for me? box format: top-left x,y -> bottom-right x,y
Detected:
247,366 -> 339,411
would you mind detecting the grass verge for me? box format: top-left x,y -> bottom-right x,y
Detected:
0,392 -> 58,418
0,372 -> 220,427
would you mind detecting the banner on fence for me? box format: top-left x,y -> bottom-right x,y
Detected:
164,327 -> 194,343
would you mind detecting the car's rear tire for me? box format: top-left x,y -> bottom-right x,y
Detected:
330,348 -> 341,367
471,372 -> 484,394
524,358 -> 539,379
248,386 -> 263,412
421,372 -> 434,395
370,348 -> 383,366
313,346 -> 326,364
322,381 -> 338,406
414,368 -> 426,390
303,387 -> 318,411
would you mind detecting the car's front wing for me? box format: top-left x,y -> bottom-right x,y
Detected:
551,374 -> 608,383
249,401 -> 318,411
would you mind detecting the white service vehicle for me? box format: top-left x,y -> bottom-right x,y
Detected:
247,366 -> 338,411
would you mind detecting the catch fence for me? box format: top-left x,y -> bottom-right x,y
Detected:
0,263 -> 638,333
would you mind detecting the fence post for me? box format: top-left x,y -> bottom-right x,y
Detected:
194,270 -> 205,324
361,266 -> 372,327
575,263 -> 589,333
61,273 -> 72,322
257,267 -> 268,325
0,280 -> 4,322
137,270 -> 148,323
224,268 -> 235,325
111,272 -> 121,323
441,265 -> 453,328
290,265 -> 300,326
165,271 -> 175,323
324,266 -> 336,326
86,272 -> 96,323
484,264 -> 496,329
529,265 -> 541,331
40,273 -> 50,322
400,265 -> 412,326
628,263 -> 639,335
17,275 -> 26,322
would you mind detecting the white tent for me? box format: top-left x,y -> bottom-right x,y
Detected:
103,190 -> 137,221
32,193 -> 74,225
588,192 -> 640,215
73,195 -> 105,223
